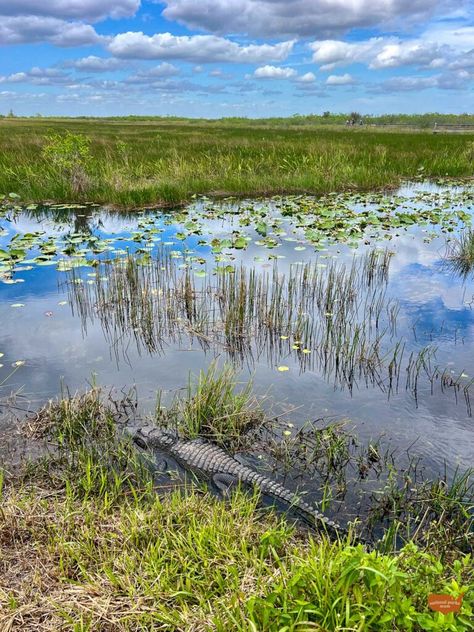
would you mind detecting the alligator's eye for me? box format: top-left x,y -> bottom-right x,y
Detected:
133,435 -> 148,449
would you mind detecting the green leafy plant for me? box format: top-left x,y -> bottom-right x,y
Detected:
42,131 -> 91,195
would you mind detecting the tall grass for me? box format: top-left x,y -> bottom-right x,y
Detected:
1,118 -> 473,206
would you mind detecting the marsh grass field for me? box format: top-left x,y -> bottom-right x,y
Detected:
1,117 -> 474,206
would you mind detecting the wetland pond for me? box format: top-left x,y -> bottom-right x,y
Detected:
1,182 -> 474,531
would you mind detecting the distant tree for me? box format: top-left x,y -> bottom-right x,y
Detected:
7,109 -> 15,118
350,111 -> 362,123
322,111 -> 331,118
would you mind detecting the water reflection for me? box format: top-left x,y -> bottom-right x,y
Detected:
1,184 -> 474,477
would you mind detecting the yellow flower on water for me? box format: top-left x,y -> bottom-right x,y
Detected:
277,366 -> 289,372
283,430 -> 292,436
302,349 -> 311,354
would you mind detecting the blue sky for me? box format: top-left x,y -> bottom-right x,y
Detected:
0,0 -> 473,117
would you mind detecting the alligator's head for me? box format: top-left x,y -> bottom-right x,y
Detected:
132,426 -> 178,451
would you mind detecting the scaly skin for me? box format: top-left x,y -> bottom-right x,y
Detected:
133,426 -> 348,540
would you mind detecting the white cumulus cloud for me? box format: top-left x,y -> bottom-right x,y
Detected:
254,65 -> 297,79
107,32 -> 295,64
161,0 -> 459,38
0,16 -> 100,46
310,39 -> 376,69
370,41 -> 449,69
0,0 -> 140,22
0,1 -> 138,47
310,36 -> 460,71
326,73 -> 355,84
297,72 -> 316,83
0,66 -> 72,85
125,62 -> 180,83
67,56 -> 129,72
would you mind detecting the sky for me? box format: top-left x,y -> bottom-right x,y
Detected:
0,0 -> 473,117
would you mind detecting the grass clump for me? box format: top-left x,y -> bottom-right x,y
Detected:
157,362 -> 266,449
1,389 -> 473,631
22,389 -> 152,505
367,466 -> 474,555
447,229 -> 474,278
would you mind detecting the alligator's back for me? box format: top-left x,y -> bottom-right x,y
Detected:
134,427 -> 345,539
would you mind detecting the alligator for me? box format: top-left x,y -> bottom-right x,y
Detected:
132,425 -> 348,540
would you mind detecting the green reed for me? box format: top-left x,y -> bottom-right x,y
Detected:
68,248 -> 400,390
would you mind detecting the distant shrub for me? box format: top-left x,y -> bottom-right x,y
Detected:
42,131 -> 91,194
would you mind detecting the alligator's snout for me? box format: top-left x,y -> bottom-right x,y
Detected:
132,425 -> 178,450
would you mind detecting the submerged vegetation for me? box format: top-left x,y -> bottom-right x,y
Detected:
0,118 -> 473,205
1,385 -> 472,630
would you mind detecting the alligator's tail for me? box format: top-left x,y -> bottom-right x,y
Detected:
293,502 -> 349,540
295,503 -> 370,547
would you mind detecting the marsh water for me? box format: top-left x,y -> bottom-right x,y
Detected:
1,182 -> 474,493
